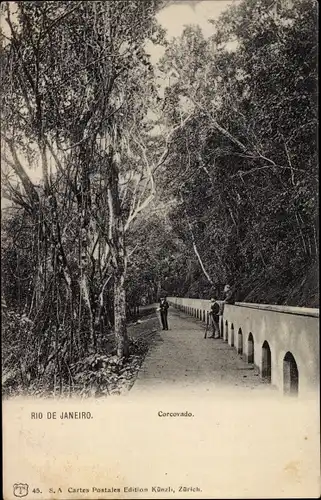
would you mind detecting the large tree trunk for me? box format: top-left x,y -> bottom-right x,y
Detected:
108,156 -> 129,359
80,273 -> 95,349
77,141 -> 96,349
114,251 -> 128,358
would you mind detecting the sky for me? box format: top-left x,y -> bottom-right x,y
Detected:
149,0 -> 239,64
158,0 -> 237,38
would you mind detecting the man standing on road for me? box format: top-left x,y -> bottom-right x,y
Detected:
208,297 -> 220,339
159,296 -> 169,330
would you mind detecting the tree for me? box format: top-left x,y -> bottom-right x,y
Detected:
1,0 -> 195,365
1,0 -> 169,364
157,0 -> 318,304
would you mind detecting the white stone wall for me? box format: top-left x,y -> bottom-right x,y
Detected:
168,297 -> 320,397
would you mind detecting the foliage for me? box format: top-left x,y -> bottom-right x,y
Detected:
156,0 -> 318,305
1,0 -> 167,394
2,303 -> 149,398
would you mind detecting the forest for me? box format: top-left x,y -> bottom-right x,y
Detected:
1,0 -> 318,396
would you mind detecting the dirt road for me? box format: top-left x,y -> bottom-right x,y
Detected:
131,306 -> 276,396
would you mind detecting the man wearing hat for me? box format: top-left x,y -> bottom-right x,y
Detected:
208,297 -> 220,338
159,296 -> 169,330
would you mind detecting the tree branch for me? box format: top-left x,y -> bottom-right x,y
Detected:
1,138 -> 39,206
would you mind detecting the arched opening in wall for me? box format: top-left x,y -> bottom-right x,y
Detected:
283,352 -> 299,396
247,333 -> 254,363
237,328 -> 243,354
224,320 -> 228,342
230,323 -> 234,347
261,341 -> 271,382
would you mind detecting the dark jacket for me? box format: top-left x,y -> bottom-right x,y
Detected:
160,299 -> 169,312
210,301 -> 220,321
224,289 -> 236,304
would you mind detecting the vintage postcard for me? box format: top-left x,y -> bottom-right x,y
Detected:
1,0 -> 319,499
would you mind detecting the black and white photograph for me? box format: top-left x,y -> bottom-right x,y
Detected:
1,0 -> 319,498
